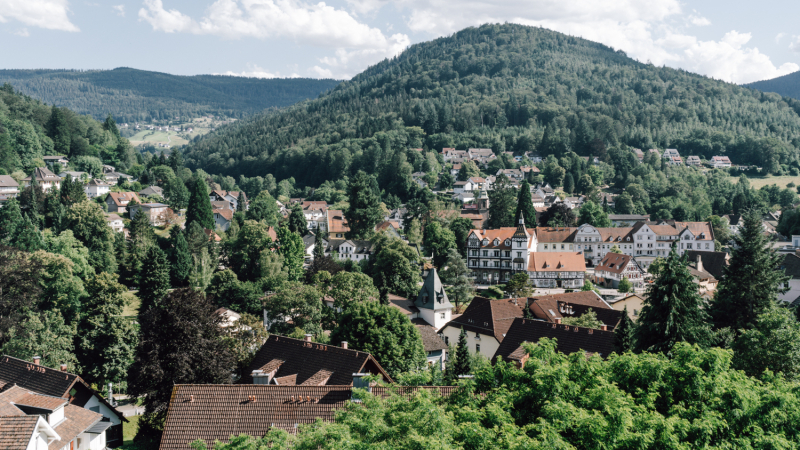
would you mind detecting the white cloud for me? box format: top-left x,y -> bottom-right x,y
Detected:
215,63 -> 285,78
0,0 -> 79,32
113,4 -> 125,16
790,36 -> 800,53
13,28 -> 30,37
688,14 -> 710,26
775,32 -> 786,44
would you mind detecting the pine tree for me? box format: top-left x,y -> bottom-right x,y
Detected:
185,176 -> 214,231
0,198 -> 24,245
138,246 -> 171,313
514,180 -> 538,227
313,231 -> 325,259
344,171 -> 383,239
170,227 -> 192,286
564,172 -> 575,194
635,245 -> 710,354
487,174 -> 516,228
614,307 -> 635,353
454,328 -> 472,376
167,148 -> 183,172
59,175 -> 86,206
710,209 -> 789,332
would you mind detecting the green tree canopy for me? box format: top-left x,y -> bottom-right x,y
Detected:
344,171 -> 383,239
513,180 -> 538,227
422,222 -> 456,267
186,175 -> 214,231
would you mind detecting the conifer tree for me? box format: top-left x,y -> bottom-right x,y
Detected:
59,175 -> 85,206
0,198 -> 24,244
287,203 -> 307,233
514,180 -> 537,227
710,209 -> 789,332
614,307 -> 635,353
185,176 -> 214,231
14,216 -> 44,251
344,171 -> 383,239
487,175 -> 516,228
167,148 -> 183,172
170,227 -> 192,286
276,226 -> 304,282
454,328 -> 472,376
564,172 -> 575,194
313,231 -> 325,259
635,245 -> 710,353
138,246 -> 170,313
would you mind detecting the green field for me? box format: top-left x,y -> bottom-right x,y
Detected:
729,175 -> 800,189
120,415 -> 141,449
127,117 -> 232,148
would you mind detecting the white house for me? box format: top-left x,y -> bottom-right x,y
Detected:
0,175 -> 20,196
442,148 -> 468,161
779,252 -> 800,303
527,252 -> 586,289
42,155 -> 70,169
662,148 -> 680,159
213,208 -> 233,231
710,156 -> 732,168
326,239 -> 374,262
592,253 -> 645,289
129,203 -> 169,226
106,213 -> 124,233
685,156 -> 702,167
413,268 -> 454,331
439,297 -> 524,360
84,179 -> 110,199
23,167 -> 62,192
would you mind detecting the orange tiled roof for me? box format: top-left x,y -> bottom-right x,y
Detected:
528,252 -> 586,272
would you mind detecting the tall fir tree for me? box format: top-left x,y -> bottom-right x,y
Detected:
487,174 -> 516,228
454,328 -> 472,376
167,148 -> 184,172
344,171 -> 383,239
276,226 -> 305,282
185,176 -> 214,231
635,245 -> 711,354
514,180 -> 538,227
564,172 -> 575,194
138,246 -> 171,313
14,215 -> 44,251
170,227 -> 192,286
0,198 -> 24,245
313,231 -> 325,259
614,307 -> 636,353
710,209 -> 789,332
59,175 -> 86,206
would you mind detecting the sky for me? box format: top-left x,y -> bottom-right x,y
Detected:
1,0 -> 800,84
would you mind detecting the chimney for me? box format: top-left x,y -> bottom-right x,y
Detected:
341,341 -> 348,349
554,318 -> 561,324
601,324 -> 608,331
696,255 -> 703,273
304,334 -> 312,342
60,364 -> 68,372
33,356 -> 41,365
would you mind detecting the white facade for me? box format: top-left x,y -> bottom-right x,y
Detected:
84,181 -> 110,199
440,326 -> 500,360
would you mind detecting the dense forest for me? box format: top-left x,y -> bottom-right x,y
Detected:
182,23 -> 800,194
746,70 -> 800,101
0,68 -> 341,123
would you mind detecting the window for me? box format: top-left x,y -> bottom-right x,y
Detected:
544,245 -> 548,249
482,250 -> 488,257
561,244 -> 565,249
504,251 -> 510,257
440,313 -> 446,319
516,251 -> 522,258
494,251 -> 500,257
475,344 -> 481,353
445,336 -> 449,345
494,261 -> 500,267
482,261 -> 488,267
705,243 -> 710,249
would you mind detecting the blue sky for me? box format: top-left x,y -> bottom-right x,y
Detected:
1,0 -> 799,84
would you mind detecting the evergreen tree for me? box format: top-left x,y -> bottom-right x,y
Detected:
167,148 -> 184,172
0,198 -> 24,245
103,114 -> 120,138
710,209 -> 789,332
138,246 -> 170,313
635,245 -> 711,353
487,174 -> 516,228
287,203 -> 307,233
514,180 -> 538,227
14,215 -> 44,251
46,107 -> 71,156
313,231 -> 325,259
564,172 -> 575,194
59,175 -> 86,206
276,226 -> 304,282
345,171 -> 383,239
614,307 -> 636,353
170,227 -> 192,286
454,328 -> 472,376
185,176 -> 214,231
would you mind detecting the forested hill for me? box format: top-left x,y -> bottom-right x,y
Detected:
745,71 -> 800,101
0,68 -> 341,123
182,23 -> 800,192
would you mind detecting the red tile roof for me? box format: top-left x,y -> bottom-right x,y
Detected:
0,416 -> 40,449
527,292 -> 622,330
493,318 -> 617,363
441,297 -> 524,342
528,252 -> 586,272
595,253 -> 633,274
106,191 -> 141,207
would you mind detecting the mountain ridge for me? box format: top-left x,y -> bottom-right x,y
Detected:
744,70 -> 800,101
0,67 -> 341,123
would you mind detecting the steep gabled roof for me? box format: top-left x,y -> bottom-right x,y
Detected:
493,318 -> 617,363
596,253 -> 634,274
0,416 -> 43,449
686,251 -> 729,280
415,325 -> 448,352
528,252 -> 586,272
442,297 -> 523,342
106,191 -> 141,207
23,167 -> 61,182
527,291 -> 622,330
239,335 -> 393,385
415,268 -> 452,311
0,175 -> 19,188
161,385 -> 458,449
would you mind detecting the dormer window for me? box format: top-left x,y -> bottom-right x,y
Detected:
482,239 -> 489,246
493,239 -> 500,246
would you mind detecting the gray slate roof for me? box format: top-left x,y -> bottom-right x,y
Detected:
414,268 -> 452,311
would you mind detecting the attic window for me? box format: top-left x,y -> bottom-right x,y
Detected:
493,239 -> 500,246
482,239 -> 489,246
504,240 -> 511,246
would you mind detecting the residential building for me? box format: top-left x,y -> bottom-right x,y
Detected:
519,165 -> 540,176
496,168 -> 524,181
685,250 -> 729,280
326,210 -> 349,238
722,214 -> 742,235
608,293 -> 646,321
450,163 -> 462,177
532,183 -> 555,198
631,221 -> 715,268
631,148 -> 644,161
534,227 -> 578,252
106,213 -> 124,233
213,208 -> 233,231
530,194 -> 545,208
468,148 -> 496,165
592,253 -> 645,289
138,186 -> 164,198
662,148 -> 680,159
669,156 -> 684,165
453,176 -> 486,194
466,217 -> 535,284
375,220 -> 401,238
687,254 -> 718,299
563,196 -> 585,209
128,203 -> 169,226
325,239 -> 374,262
160,384 -> 456,449
442,148 -> 467,161
23,167 -> 61,192
710,156 -> 732,168
493,318 -> 616,366
648,149 -> 661,157
0,175 -> 20,204
302,233 -> 326,261
42,155 -> 69,169
779,251 -> 800,303
527,291 -> 623,330
105,192 -> 141,214
685,155 -> 702,167
209,190 -> 247,211
103,172 -> 133,186
102,164 -> 116,174
59,170 -> 87,180
411,172 -> 429,189
302,201 -> 329,230
439,297 -> 524,359
84,179 -> 110,198
0,355 -> 125,446
413,268 -> 454,330
608,214 -> 650,227
416,325 -> 448,368
525,151 -> 543,163
211,200 -> 233,211
240,334 -> 392,385
574,223 -> 634,266
598,193 -> 617,209
527,252 -> 586,288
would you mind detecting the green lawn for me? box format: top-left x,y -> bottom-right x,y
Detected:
120,415 -> 141,449
122,291 -> 140,317
729,175 -> 800,189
